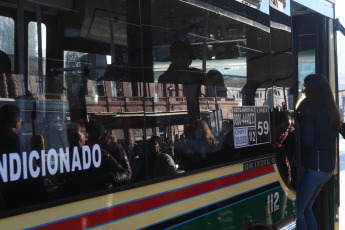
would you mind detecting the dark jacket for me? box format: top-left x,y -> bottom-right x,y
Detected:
158,65 -> 205,85
150,152 -> 178,179
0,128 -> 20,154
300,107 -> 338,172
0,128 -> 46,209
64,147 -> 129,195
97,133 -> 132,180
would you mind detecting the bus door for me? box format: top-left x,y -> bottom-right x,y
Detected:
292,2 -> 338,229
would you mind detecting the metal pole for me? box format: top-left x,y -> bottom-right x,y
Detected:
35,0 -> 43,93
17,0 -> 26,92
105,0 -> 116,62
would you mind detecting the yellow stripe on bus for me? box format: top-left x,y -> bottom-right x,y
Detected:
0,160 -> 295,229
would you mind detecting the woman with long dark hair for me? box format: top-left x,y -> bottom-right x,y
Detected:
296,74 -> 342,229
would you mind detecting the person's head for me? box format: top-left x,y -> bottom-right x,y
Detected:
206,70 -> 225,86
87,121 -> 107,143
222,121 -> 230,133
298,73 -> 342,129
170,40 -> 194,69
149,136 -> 162,155
68,120 -> 88,148
0,104 -> 22,134
0,50 -> 12,75
184,126 -> 194,140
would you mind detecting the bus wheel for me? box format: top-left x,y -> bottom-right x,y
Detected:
241,221 -> 274,230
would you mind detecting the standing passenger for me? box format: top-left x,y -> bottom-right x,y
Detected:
296,74 -> 342,230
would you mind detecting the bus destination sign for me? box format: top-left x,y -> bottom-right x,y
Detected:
233,106 -> 270,148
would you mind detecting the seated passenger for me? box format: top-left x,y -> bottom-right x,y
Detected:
148,136 -> 182,179
87,122 -> 132,180
0,104 -> 46,209
63,120 -> 129,195
217,120 -> 231,147
86,121 -> 130,186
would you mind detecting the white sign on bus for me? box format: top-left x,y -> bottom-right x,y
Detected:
0,144 -> 102,183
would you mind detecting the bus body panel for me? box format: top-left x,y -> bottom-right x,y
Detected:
0,158 -> 295,229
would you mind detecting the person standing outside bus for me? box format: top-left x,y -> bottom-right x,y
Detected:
158,40 -> 205,122
158,40 -> 204,85
296,74 -> 342,230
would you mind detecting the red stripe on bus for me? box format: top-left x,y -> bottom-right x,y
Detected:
33,165 -> 274,230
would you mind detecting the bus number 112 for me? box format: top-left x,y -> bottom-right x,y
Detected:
267,192 -> 279,216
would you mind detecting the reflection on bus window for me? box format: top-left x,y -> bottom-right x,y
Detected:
0,0 -> 297,212
0,16 -> 15,67
28,22 -> 46,93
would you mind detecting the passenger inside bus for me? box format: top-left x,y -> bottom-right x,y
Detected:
63,120 -> 129,196
87,121 -> 132,180
86,121 -> 130,186
216,120 -> 238,162
0,104 -> 47,209
172,120 -> 221,171
217,121 -> 231,148
147,136 -> 181,179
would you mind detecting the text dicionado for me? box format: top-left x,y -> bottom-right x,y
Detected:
0,144 -> 102,183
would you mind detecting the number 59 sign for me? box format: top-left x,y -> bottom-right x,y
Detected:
233,106 -> 271,148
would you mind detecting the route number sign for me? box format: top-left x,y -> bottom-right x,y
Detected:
233,106 -> 271,148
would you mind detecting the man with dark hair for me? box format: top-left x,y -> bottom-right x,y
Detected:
158,40 -> 205,122
0,104 -> 47,209
158,40 -> 203,84
0,104 -> 22,154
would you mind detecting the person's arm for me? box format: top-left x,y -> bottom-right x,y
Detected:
300,108 -> 315,153
102,151 -> 129,186
161,154 -> 178,176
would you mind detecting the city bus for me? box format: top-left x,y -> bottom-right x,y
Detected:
0,0 -> 341,229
